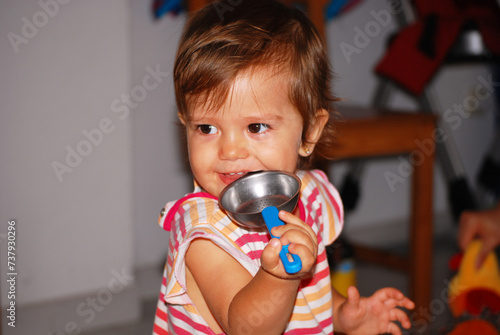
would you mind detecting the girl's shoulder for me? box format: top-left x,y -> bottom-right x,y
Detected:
299,169 -> 342,205
158,191 -> 223,232
298,169 -> 344,244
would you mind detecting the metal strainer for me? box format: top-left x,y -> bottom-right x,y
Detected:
219,170 -> 302,274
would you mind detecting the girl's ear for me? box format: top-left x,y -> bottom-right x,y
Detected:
178,112 -> 187,125
299,109 -> 329,157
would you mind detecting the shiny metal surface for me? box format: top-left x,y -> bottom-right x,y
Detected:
219,171 -> 301,228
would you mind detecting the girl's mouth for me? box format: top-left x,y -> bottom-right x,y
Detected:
219,171 -> 249,185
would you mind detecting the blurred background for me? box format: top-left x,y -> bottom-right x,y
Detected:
1,0 -> 497,334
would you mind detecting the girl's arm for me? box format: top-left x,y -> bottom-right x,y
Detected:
185,210 -> 317,335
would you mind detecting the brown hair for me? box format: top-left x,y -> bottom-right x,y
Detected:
174,0 -> 338,168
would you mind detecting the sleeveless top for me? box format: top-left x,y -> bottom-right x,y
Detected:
153,170 -> 343,335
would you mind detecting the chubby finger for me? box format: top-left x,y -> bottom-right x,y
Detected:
376,288 -> 414,310
390,308 -> 412,329
399,297 -> 415,310
384,297 -> 415,311
457,212 -> 477,250
271,211 -> 317,245
386,322 -> 403,335
281,230 -> 316,258
286,242 -> 316,270
346,286 -> 360,307
260,238 -> 283,273
375,287 -> 403,299
269,211 -> 315,242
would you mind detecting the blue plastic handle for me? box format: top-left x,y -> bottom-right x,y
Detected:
261,206 -> 302,274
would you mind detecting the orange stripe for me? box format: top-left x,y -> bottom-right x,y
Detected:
295,283 -> 331,307
291,300 -> 332,321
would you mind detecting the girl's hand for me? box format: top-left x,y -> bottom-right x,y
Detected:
335,286 -> 415,335
260,210 -> 318,279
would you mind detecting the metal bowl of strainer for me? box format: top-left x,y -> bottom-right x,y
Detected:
219,170 -> 302,274
219,170 -> 301,229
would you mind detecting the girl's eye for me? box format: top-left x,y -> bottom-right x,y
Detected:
198,125 -> 217,135
248,123 -> 270,134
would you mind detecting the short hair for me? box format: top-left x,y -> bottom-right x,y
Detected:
174,0 -> 338,168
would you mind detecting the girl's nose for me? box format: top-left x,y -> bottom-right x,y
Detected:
219,132 -> 249,161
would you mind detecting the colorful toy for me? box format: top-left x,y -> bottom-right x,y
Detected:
328,239 -> 356,297
152,0 -> 183,19
446,240 -> 500,334
325,0 -> 364,20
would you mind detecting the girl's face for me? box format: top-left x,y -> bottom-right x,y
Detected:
180,68 -> 322,197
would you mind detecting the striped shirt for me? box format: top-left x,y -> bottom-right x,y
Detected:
153,170 -> 344,335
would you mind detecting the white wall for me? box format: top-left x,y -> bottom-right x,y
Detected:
0,0 -> 135,314
129,0 -> 191,269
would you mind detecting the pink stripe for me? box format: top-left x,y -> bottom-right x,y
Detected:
167,239 -> 175,265
235,232 -> 269,248
305,188 -> 320,225
286,328 -> 321,335
153,303 -> 169,335
177,205 -> 187,241
159,294 -> 166,304
315,206 -> 324,245
329,194 -> 342,223
169,307 -> 216,334
155,302 -> 167,321
300,252 -> 329,287
298,199 -> 306,222
286,324 -> 331,335
167,256 -> 173,268
153,323 -> 168,335
306,188 -> 320,215
163,192 -> 217,231
247,250 -> 262,260
311,170 -> 342,223
314,169 -> 328,181
169,323 -> 192,335
319,317 -> 334,332
304,263 -> 329,288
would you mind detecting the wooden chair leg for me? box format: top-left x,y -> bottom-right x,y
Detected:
409,127 -> 435,315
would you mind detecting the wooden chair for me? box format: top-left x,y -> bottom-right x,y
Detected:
328,106 -> 436,313
187,0 -> 437,314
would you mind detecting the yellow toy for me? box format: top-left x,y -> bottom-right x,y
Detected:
447,240 -> 500,334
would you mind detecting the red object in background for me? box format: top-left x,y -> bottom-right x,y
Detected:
449,252 -> 463,272
465,288 -> 500,316
447,319 -> 499,335
375,0 -> 500,95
